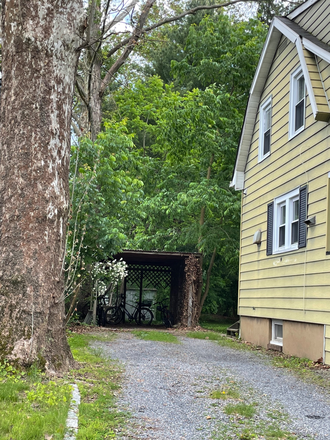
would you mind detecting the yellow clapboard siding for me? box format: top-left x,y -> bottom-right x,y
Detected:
325,325 -> 330,338
296,1 -> 330,35
246,130 -> 330,188
240,251 -> 330,275
245,154 -> 330,204
240,260 -> 330,281
238,286 -> 330,299
238,5 -> 330,333
240,234 -> 327,263
238,307 -> 330,325
241,179 -> 327,220
265,48 -> 298,88
315,27 -> 330,44
240,297 -> 330,311
325,350 -> 330,366
240,272 -> 330,289
247,113 -> 327,170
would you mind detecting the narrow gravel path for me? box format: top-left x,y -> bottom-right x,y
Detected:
95,333 -> 330,439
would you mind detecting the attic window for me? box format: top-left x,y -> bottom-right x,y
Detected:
258,96 -> 272,162
289,67 -> 305,139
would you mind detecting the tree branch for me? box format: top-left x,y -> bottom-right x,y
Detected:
99,0 -> 156,97
99,0 -> 259,93
75,79 -> 88,107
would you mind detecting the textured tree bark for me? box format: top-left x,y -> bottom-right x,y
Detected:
0,0 -> 84,371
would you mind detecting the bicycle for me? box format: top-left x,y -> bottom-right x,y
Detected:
155,299 -> 173,328
104,294 -> 154,326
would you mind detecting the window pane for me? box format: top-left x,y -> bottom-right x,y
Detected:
295,100 -> 304,131
279,225 -> 285,247
280,205 -> 286,225
264,129 -> 270,155
264,107 -> 271,131
297,76 -> 305,101
293,200 -> 299,221
275,324 -> 283,339
291,221 -> 298,244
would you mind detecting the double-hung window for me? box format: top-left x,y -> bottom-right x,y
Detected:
275,190 -> 299,252
267,186 -> 307,255
259,96 -> 272,161
289,67 -> 305,138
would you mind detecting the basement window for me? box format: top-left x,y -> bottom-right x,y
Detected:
271,319 -> 283,346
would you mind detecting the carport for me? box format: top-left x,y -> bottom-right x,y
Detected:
114,250 -> 202,327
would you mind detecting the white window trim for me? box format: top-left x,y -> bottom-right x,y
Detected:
289,67 -> 305,139
273,187 -> 300,254
271,319 -> 283,346
258,96 -> 272,162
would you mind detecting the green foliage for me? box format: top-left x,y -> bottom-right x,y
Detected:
68,121 -> 144,265
65,122 -> 144,301
0,360 -> 70,439
0,359 -> 26,383
27,381 -> 72,407
70,12 -> 267,316
171,14 -> 267,99
257,0 -> 301,25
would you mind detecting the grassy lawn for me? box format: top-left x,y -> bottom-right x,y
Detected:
0,361 -> 71,439
67,331 -> 126,440
199,315 -> 238,334
132,330 -> 179,343
0,330 -> 126,440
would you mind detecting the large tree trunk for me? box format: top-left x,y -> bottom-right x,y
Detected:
0,0 -> 84,371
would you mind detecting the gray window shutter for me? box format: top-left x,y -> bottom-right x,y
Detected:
298,185 -> 307,248
267,202 -> 274,256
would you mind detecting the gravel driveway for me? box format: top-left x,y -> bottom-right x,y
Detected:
95,332 -> 330,439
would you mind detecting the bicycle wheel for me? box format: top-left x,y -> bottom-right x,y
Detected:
135,307 -> 154,325
163,310 -> 173,328
105,306 -> 122,325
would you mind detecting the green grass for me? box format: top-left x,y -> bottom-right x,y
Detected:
132,330 -> 179,343
67,331 -> 126,440
186,330 -> 250,351
224,403 -> 257,418
0,362 -> 71,440
210,387 -> 240,400
199,315 -> 237,334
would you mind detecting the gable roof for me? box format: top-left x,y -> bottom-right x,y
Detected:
230,2 -> 330,191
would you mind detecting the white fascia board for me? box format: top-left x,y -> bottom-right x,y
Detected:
287,0 -> 320,19
231,93 -> 259,190
250,21 -> 275,94
296,38 -> 318,118
251,18 -> 297,95
303,38 -> 330,63
273,17 -> 298,43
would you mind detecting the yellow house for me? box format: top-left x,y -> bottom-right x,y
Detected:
231,0 -> 330,364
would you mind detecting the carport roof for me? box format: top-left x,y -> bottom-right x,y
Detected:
114,250 -> 202,265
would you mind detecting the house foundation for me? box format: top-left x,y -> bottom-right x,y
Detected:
240,316 -> 324,362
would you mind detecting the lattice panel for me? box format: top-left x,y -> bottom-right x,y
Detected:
127,268 -> 141,287
143,268 -> 171,289
127,264 -> 172,289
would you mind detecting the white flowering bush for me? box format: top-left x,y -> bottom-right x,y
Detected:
92,259 -> 128,305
